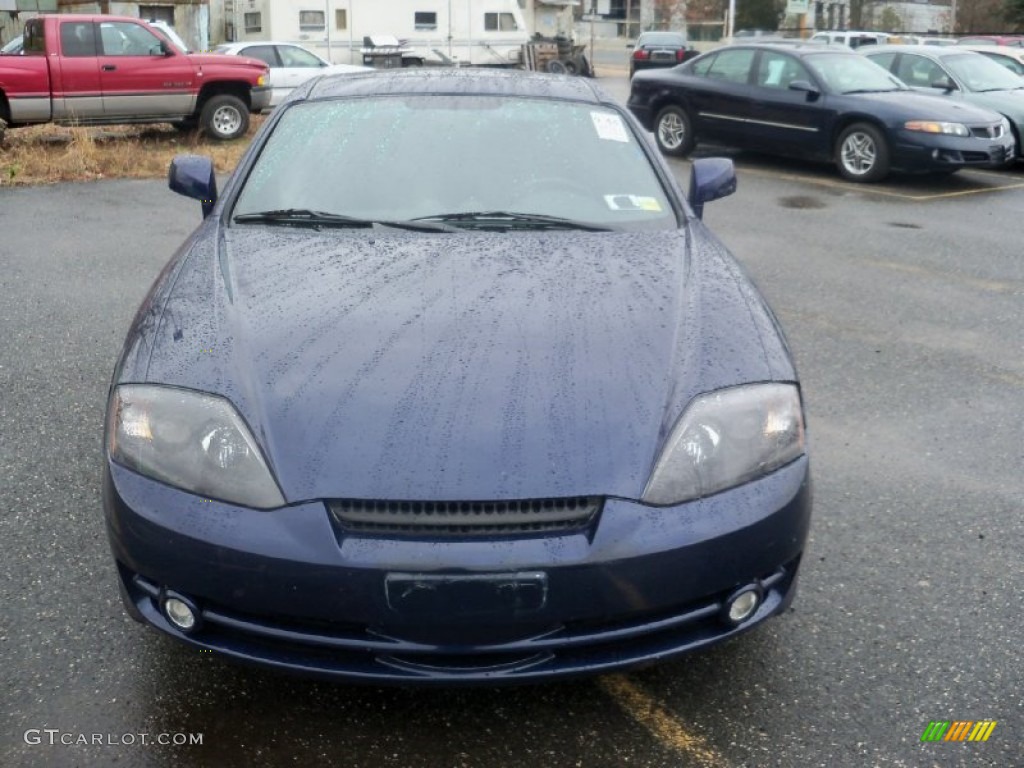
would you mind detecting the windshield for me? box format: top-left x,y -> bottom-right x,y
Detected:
806,52 -> 904,93
233,95 -> 677,231
943,53 -> 1024,91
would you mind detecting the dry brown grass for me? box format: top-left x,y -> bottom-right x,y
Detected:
0,115 -> 265,186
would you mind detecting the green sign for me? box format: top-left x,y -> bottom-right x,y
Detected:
785,0 -> 810,13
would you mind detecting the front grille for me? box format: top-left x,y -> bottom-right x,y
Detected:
329,496 -> 602,536
970,123 -> 1005,139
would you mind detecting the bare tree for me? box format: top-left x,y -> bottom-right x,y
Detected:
653,0 -> 689,29
956,0 -> 1011,32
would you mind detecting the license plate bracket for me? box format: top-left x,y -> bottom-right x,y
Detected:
384,571 -> 548,621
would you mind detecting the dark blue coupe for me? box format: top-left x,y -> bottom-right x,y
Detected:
103,69 -> 811,685
628,43 -> 1015,182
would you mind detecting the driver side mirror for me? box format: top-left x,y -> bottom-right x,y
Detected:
688,158 -> 736,219
169,155 -> 218,218
788,79 -> 821,101
930,75 -> 957,92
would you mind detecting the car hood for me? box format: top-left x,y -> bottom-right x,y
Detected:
120,226 -> 792,503
961,89 -> 1024,123
851,90 -> 1008,122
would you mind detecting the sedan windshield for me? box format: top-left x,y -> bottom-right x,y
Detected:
234,95 -> 676,231
943,53 -> 1024,91
806,52 -> 904,93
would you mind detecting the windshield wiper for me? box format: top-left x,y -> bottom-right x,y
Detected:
233,209 -> 456,232
841,88 -> 899,95
411,211 -> 613,232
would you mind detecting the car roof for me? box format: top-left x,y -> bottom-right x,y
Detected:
957,44 -> 1024,58
217,41 -> 320,49
306,68 -> 613,105
711,41 -> 859,56
862,44 -> 981,57
637,31 -> 686,41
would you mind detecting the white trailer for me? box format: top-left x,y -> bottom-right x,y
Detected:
231,0 -> 530,67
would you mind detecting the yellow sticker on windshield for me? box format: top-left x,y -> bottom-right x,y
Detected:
605,194 -> 662,212
591,111 -> 630,143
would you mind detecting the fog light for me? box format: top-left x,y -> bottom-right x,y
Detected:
162,593 -> 200,632
723,586 -> 762,626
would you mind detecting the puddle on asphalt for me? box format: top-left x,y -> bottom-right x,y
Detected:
778,195 -> 827,209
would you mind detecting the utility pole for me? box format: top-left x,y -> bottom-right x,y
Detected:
626,0 -> 633,39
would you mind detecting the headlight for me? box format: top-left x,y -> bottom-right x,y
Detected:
107,385 -> 285,509
642,383 -> 805,506
904,120 -> 969,137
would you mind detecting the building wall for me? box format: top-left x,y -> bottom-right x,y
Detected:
0,1 -> 209,50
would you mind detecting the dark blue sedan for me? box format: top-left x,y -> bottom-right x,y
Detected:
628,42 -> 1015,181
103,68 -> 811,685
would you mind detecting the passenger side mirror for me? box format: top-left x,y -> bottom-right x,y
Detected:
169,155 -> 218,218
788,79 -> 820,101
688,158 -> 736,219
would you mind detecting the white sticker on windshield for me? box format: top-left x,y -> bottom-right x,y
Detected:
604,195 -> 662,212
591,112 -> 630,143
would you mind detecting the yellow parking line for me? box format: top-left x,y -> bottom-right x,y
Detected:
598,674 -> 732,768
735,165 -> 1024,201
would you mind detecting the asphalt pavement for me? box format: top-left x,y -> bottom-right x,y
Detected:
1,73 -> 1022,768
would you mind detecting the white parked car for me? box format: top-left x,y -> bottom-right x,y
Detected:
958,45 -> 1024,77
213,42 -> 370,107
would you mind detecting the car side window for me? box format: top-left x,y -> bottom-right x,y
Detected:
690,54 -> 715,76
896,55 -> 946,87
704,49 -> 755,84
755,52 -> 811,89
99,22 -> 163,56
867,52 -> 896,71
241,45 -> 280,67
987,53 -> 1024,75
60,22 -> 97,57
278,46 -> 323,68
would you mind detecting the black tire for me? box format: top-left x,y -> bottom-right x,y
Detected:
546,59 -> 568,75
199,94 -> 249,141
570,55 -> 590,77
654,105 -> 695,157
835,122 -> 889,183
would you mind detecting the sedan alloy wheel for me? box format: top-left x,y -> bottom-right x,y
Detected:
836,122 -> 890,182
655,105 -> 695,157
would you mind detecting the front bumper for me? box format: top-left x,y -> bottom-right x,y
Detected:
892,129 -> 1015,171
249,84 -> 272,113
104,457 -> 812,685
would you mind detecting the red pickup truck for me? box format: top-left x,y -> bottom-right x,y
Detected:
0,15 -> 271,140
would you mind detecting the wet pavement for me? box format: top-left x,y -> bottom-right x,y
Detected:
1,75 -> 1022,767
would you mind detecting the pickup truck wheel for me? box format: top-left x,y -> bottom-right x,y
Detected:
200,95 -> 249,141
